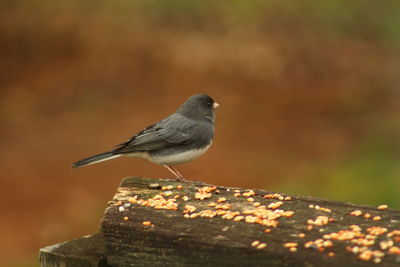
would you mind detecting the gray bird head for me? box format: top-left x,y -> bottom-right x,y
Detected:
177,94 -> 219,123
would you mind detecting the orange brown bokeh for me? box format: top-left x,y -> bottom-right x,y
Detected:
1,1 -> 400,266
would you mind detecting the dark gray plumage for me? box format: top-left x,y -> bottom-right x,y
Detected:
72,94 -> 218,180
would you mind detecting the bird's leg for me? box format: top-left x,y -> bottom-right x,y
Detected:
163,165 -> 187,181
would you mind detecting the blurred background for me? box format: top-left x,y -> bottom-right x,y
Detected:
1,0 -> 400,266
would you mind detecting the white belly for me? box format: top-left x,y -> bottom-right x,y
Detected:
149,143 -> 212,165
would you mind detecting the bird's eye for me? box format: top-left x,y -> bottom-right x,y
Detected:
207,102 -> 212,107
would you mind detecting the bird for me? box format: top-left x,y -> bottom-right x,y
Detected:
72,94 -> 219,180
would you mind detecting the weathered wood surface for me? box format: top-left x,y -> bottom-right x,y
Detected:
40,177 -> 400,266
39,233 -> 107,267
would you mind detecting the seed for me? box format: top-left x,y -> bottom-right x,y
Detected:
373,216 -> 382,221
217,197 -> 226,203
234,193 -> 241,197
247,197 -> 254,202
388,246 -> 400,255
256,243 -> 267,249
268,201 -> 283,209
359,251 -> 372,261
298,233 -> 306,238
184,205 -> 197,213
290,247 -> 298,252
350,210 -> 362,216
328,252 -> 335,257
176,185 -> 183,189
123,216 -> 129,221
143,221 -> 152,226
264,229 -> 272,234
364,213 -> 371,219
320,207 -> 332,213
245,216 -> 257,223
380,240 -> 394,250
284,243 -> 298,248
251,240 -> 260,247
377,204 -> 388,210
234,216 -> 244,222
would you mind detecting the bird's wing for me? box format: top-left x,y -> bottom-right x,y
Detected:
112,114 -> 198,154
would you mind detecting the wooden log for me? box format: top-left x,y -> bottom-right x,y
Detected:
40,177 -> 400,266
101,177 -> 400,266
39,233 -> 106,267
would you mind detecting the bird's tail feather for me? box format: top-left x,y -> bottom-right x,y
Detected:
72,152 -> 121,169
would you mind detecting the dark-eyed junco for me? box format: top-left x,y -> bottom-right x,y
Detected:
72,94 -> 219,180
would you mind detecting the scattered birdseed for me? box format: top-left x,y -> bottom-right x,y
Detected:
242,190 -> 256,197
123,216 -> 129,221
164,191 -> 173,196
284,196 -> 292,201
284,242 -> 298,248
256,243 -> 267,249
377,204 -> 388,210
217,197 -> 226,203
245,216 -> 257,223
307,216 -> 330,226
222,213 -> 234,220
307,204 -> 331,213
289,247 -> 298,252
208,202 -> 217,207
364,213 -> 371,219
148,183 -> 161,189
298,233 -> 306,238
358,250 -> 372,261
195,192 -> 212,200
388,246 -> 400,255
233,192 -> 241,197
176,185 -> 183,190
253,202 -> 261,207
373,216 -> 382,221
182,196 -> 189,201
233,216 -> 244,222
387,230 -> 400,237
328,252 -> 335,257
366,226 -> 387,236
264,229 -> 272,234
267,201 -> 283,210
350,210 -> 363,216
251,240 -> 260,247
184,205 -> 197,213
380,240 -> 394,250
118,206 -> 125,212
247,197 -> 255,202
143,221 -> 152,226
128,196 -> 138,203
